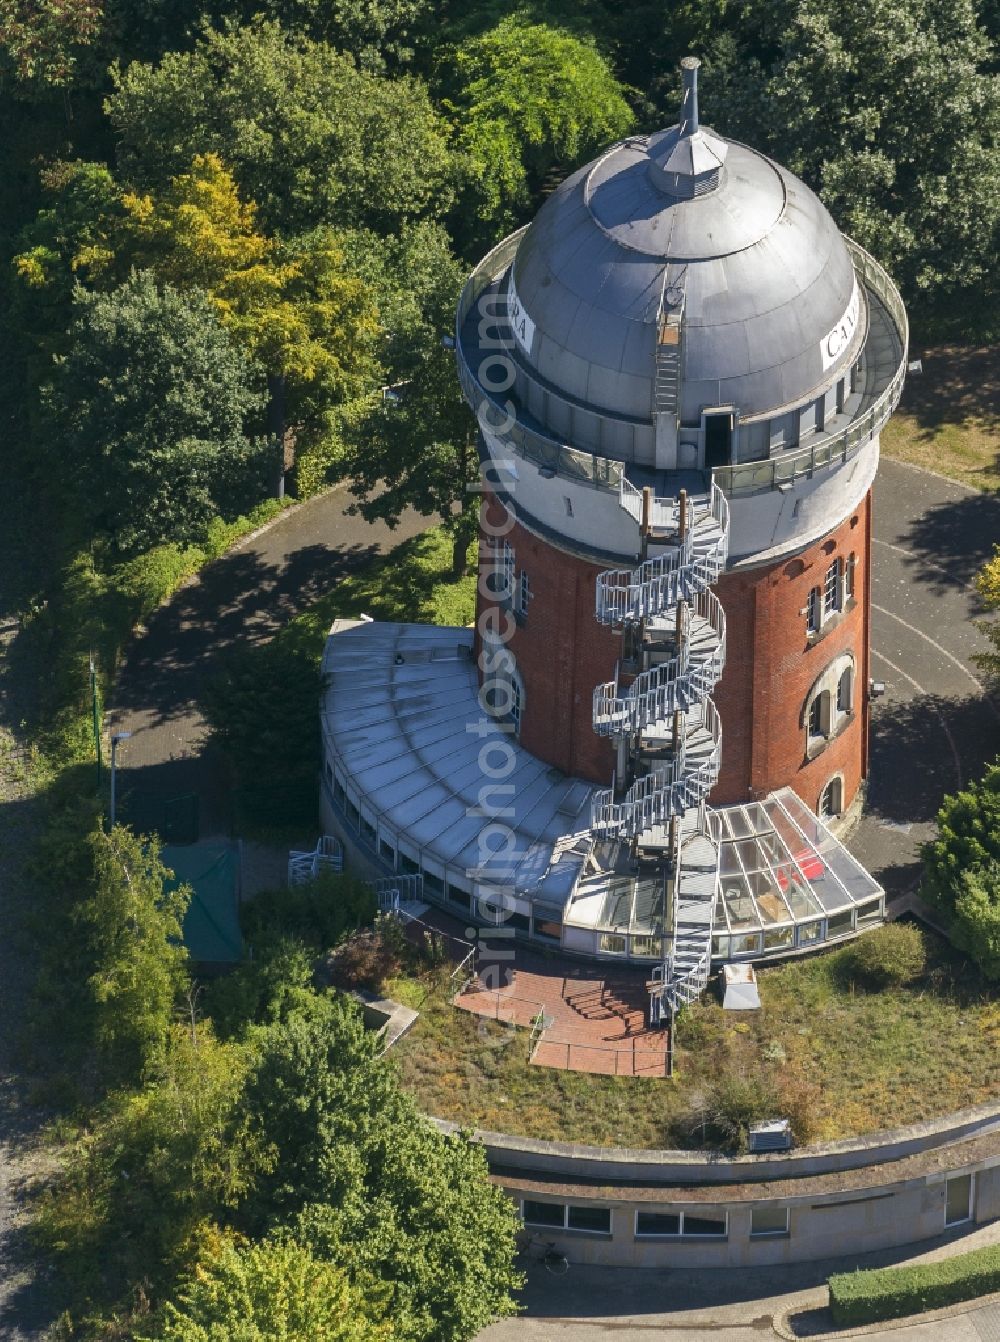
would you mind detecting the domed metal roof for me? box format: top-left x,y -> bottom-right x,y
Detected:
508,62 -> 863,426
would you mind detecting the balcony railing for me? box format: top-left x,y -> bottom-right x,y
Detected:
456,230 -> 908,503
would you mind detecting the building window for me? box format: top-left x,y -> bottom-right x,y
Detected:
846,553 -> 856,599
523,1201 -> 611,1235
517,569 -> 531,619
808,691 -> 830,740
635,1210 -> 727,1239
487,540 -> 515,606
823,558 -> 842,616
379,838 -> 396,867
819,777 -> 843,819
837,667 -> 853,713
510,675 -> 523,735
945,1174 -> 973,1227
750,1207 -> 789,1238
806,587 -> 820,634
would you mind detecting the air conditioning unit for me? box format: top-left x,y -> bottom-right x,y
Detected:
748,1119 -> 792,1153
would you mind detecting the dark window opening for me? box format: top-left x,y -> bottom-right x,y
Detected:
704,411 -> 734,471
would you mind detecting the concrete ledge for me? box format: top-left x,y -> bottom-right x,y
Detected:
351,989 -> 418,1050
428,1098 -> 1000,1185
774,1286 -> 1000,1340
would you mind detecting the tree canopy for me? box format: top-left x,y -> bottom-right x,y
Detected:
437,16 -> 634,242
105,21 -> 457,236
43,272 -> 267,553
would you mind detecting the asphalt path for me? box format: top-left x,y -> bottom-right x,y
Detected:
849,458 -> 1000,897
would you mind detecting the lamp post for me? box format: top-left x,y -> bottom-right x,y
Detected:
109,731 -> 132,829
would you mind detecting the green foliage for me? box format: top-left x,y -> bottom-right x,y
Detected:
205,935 -> 318,1038
243,0 -> 429,71
706,0 -> 1000,333
241,873 -> 377,954
203,526 -> 475,826
332,222 -> 476,568
43,272 -> 268,555
849,923 -> 927,988
140,1230 -> 392,1341
79,826 -> 192,1083
437,16 -> 634,241
242,992 -> 522,1341
36,1027 -> 255,1318
829,1241 -> 1000,1326
106,21 -> 456,236
974,546 -> 1000,678
699,1070 -> 784,1153
923,762 -> 1000,978
0,0 -> 103,88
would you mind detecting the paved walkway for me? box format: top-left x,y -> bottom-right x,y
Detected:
848,459 -> 1000,896
108,485 -> 425,836
455,954 -> 671,1077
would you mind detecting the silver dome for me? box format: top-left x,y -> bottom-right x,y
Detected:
510,134 -> 862,429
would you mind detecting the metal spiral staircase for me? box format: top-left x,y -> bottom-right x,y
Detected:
591,483 -> 730,1020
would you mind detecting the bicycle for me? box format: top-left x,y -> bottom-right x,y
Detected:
519,1234 -> 569,1275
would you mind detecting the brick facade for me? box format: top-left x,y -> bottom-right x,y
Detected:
476,490 -> 871,811
711,492 -> 871,812
476,493 -> 618,785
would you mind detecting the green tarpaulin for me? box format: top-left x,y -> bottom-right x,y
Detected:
162,843 -> 243,965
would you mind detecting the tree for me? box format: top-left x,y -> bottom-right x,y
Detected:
241,992 -> 522,1342
141,1231 -> 391,1342
922,761 -> 1000,979
703,0 -> 1000,332
436,16 -> 634,243
240,0 -> 429,71
105,21 -> 456,236
42,272 -> 267,554
334,223 -> 477,574
974,546 -> 1000,679
77,826 -> 191,1082
0,0 -> 103,88
37,1026 -> 256,1312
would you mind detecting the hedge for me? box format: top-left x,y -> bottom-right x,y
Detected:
829,1242 -> 1000,1326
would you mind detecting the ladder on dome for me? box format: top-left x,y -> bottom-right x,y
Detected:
592,481 -> 729,1022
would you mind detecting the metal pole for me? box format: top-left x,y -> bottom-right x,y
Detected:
90,655 -> 102,789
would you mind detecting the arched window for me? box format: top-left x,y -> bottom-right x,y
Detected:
837,666 -> 853,713
820,776 -> 843,819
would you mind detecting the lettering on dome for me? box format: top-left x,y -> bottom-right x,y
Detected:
507,274 -> 536,356
820,278 -> 860,371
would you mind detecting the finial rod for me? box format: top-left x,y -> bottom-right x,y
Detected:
680,56 -> 700,137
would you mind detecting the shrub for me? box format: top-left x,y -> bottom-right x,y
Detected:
699,1071 -> 783,1153
324,919 -> 405,993
829,1243 -> 1000,1327
241,873 -> 376,953
850,923 -> 927,988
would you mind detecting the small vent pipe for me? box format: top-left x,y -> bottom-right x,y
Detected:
680,56 -> 700,137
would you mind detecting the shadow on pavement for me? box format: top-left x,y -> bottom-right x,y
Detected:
896,490 -> 1000,596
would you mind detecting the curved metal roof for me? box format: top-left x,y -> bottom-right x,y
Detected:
508,125 -> 862,425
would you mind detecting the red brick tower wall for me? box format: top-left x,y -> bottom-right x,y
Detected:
711,492 -> 871,813
476,492 -> 618,784
477,490 -> 872,811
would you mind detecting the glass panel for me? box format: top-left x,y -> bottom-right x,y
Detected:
534,918 -> 562,942
723,885 -> 760,930
751,1206 -> 789,1237
945,1175 -> 972,1226
636,1212 -> 680,1237
423,871 -> 444,896
826,908 -> 854,939
567,1206 -> 611,1234
599,933 -> 627,955
360,817 -> 376,846
712,935 -> 731,959
682,1212 -> 727,1237
763,926 -> 794,951
379,839 -> 396,866
731,932 -> 762,956
346,801 -> 360,830
447,884 -> 471,911
631,935 -> 663,959
523,1200 -> 565,1228
856,899 -> 882,927
400,854 -> 420,877
797,920 -> 822,946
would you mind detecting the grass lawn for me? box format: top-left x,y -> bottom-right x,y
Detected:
881,345 -> 1000,490
387,929 -> 1000,1149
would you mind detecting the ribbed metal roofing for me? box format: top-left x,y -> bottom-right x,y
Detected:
507,108 -> 862,426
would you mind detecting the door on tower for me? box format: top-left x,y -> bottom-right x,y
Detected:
703,409 -> 735,471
